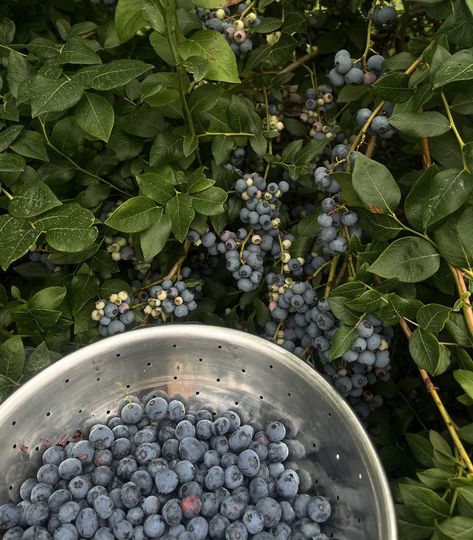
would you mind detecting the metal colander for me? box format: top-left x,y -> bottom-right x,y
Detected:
0,325 -> 396,539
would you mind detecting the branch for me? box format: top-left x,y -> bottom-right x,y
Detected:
277,50 -> 318,76
451,266 -> 473,337
399,318 -> 473,474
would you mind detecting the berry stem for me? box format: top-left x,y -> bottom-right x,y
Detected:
324,255 -> 340,297
1,187 -> 13,200
440,92 -> 469,171
450,266 -> 473,339
399,317 -> 473,475
361,0 -> 377,68
138,241 -> 191,291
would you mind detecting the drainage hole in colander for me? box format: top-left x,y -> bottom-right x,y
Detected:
216,378 -> 220,382
64,378 -> 69,383
12,443 -> 16,449
359,473 -> 363,479
116,353 -> 120,357
126,384 -> 130,388
287,392 -> 291,397
195,391 -> 200,395
218,344 -> 222,349
198,357 -> 203,362
259,395 -> 264,400
269,364 -> 273,369
11,420 -> 16,426
172,344 -> 176,348
46,412 -> 51,417
241,368 -> 245,373
234,401 -> 239,405
147,362 -> 151,366
96,377 -> 101,382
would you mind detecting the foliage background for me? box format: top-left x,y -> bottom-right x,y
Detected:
1,0 -> 473,537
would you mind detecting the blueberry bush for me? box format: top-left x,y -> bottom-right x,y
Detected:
0,0 -> 473,536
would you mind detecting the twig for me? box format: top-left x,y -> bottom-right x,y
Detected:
450,266 -> 473,338
277,51 -> 318,76
420,137 -> 432,168
324,255 -> 340,297
365,135 -> 377,158
399,318 -> 473,474
138,241 -> 191,291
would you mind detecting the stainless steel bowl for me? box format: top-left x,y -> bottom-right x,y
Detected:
0,325 -> 396,539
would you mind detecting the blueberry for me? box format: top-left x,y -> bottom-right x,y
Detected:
268,442 -> 289,463
204,449 -> 220,468
243,509 -> 264,534
307,496 -> 332,522
220,495 -> 246,521
0,504 -> 19,529
344,67 -> 364,85
48,490 -> 72,512
179,437 -> 203,463
145,397 -> 168,421
225,520 -> 248,540
209,514 -> 230,539
36,464 -> 60,486
224,465 -> 244,489
112,519 -> 133,540
265,421 -> 286,442
68,475 -> 92,499
334,51 -> 352,74
228,426 -> 254,452
277,469 -> 300,498
181,494 -> 202,519
89,425 -> 114,449
249,478 -> 269,503
112,438 -> 131,459
94,528 -> 115,540
142,495 -> 160,516
176,420 -> 196,441
168,400 -> 186,422
42,446 -> 66,466
279,500 -> 296,523
212,417 -> 231,436
221,453 -> 238,469
294,494 -> 311,518
187,516 -> 208,540
201,492 -> 220,518
143,514 -> 165,539
121,403 -> 143,424
173,459 -> 195,483
108,319 -> 126,335
162,499 -> 183,526
238,449 -> 260,477
58,458 -> 82,480
162,439 -> 180,460
357,319 -> 374,338
120,482 -> 142,509
255,497 -> 281,528
155,468 -> 179,494
22,525 -> 52,540
58,502 -> 81,524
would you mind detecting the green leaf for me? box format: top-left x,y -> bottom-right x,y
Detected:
0,125 -> 23,152
136,167 -> 176,204
228,95 -> 261,134
404,166 -> 439,231
10,130 -> 48,161
75,92 -> 115,143
166,193 -> 195,242
27,37 -> 61,60
183,56 -> 209,82
9,179 -> 61,218
437,516 -> 473,539
356,209 -> 403,240
389,112 -> 451,138
191,0 -> 226,7
34,203 -> 98,253
177,30 -> 240,84
0,216 -> 41,270
0,336 -> 24,382
74,60 -> 153,90
406,433 -> 434,467
417,468 -> 451,490
433,49 -> 473,88
446,312 -> 473,347
7,50 -> 32,99
372,72 -> 413,102
30,286 -> 67,310
212,136 -> 234,165
192,186 -> 227,216
454,369 -> 473,399
115,0 -> 150,42
54,37 -> 102,65
71,271 -> 99,316
329,324 -> 358,361
23,342 -> 59,378
422,169 -> 473,228
186,173 -> 215,194
30,76 -> 84,117
183,135 -> 198,157
399,484 -> 450,524
434,206 -> 473,268
0,18 -> 16,44
417,304 -> 451,333
336,85 -> 369,103
409,328 -> 443,376
368,237 -> 440,283
140,73 -> 181,107
140,209 -> 172,260
0,152 -> 25,173
352,153 -> 401,213
105,196 -> 159,233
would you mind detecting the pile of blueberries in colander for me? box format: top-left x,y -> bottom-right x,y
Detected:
0,393 -> 332,539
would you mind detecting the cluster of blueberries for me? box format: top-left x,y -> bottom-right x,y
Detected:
91,292 -> 135,337
263,277 -> 392,418
329,50 -> 385,87
29,245 -> 61,273
144,280 -> 198,320
355,104 -> 395,139
196,3 -> 261,56
0,395 -> 332,539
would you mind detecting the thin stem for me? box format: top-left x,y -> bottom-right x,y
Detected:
307,259 -> 332,282
39,119 -> 133,198
324,255 -> 340,297
277,50 -> 318,76
440,92 -> 468,171
361,0 -> 377,68
197,132 -> 256,138
1,187 -> 13,200
450,265 -> 473,338
400,318 -> 473,475
334,261 -> 348,288
420,137 -> 432,168
0,44 -> 27,56
138,241 -> 191,291
365,135 -> 377,159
